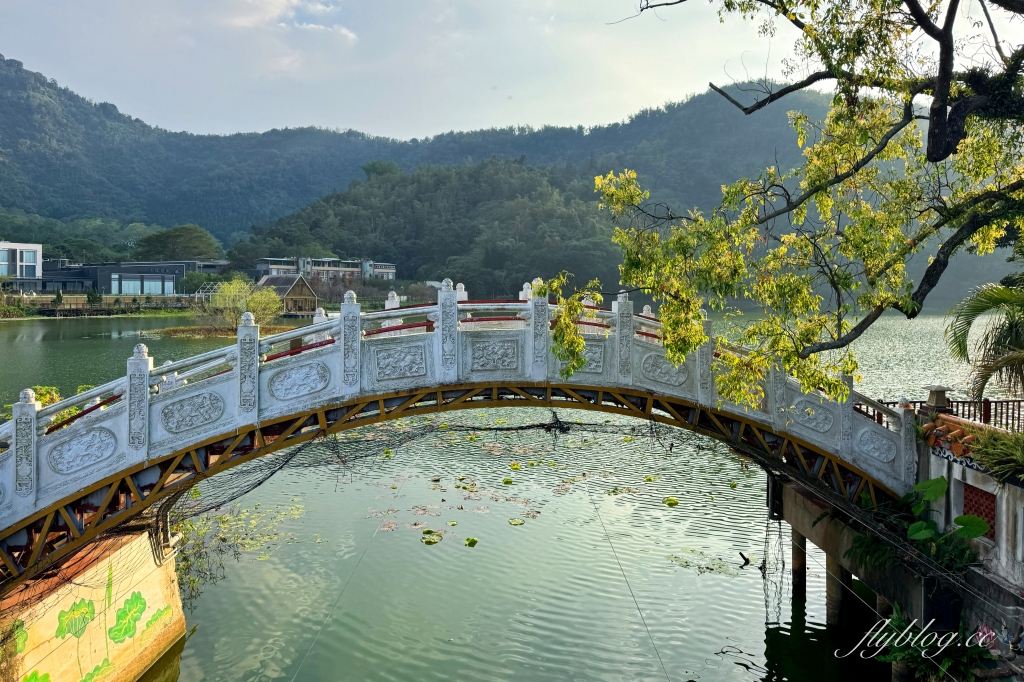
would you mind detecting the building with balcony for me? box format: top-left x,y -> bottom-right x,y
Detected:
256,257 -> 396,282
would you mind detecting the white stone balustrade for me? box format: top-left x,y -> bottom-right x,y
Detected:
0,277 -> 919,532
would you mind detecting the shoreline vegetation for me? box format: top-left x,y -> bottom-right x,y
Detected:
146,325 -> 298,338
0,309 -> 192,321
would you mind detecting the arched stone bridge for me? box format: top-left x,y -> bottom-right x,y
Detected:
0,279 -> 917,595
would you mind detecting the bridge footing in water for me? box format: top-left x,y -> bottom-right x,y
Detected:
0,532 -> 185,682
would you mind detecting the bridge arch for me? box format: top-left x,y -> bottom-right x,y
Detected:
0,281 -> 916,596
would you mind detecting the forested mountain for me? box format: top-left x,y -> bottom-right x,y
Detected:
0,53 -> 828,240
229,160 -> 619,297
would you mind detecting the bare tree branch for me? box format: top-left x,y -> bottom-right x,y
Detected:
754,101 -> 916,226
798,305 -> 885,357
979,0 -> 1009,64
709,71 -> 836,115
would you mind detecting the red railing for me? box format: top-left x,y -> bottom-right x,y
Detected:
868,398 -> 1024,433
363,321 -> 435,337
45,393 -> 123,434
460,316 -> 523,323
263,338 -> 336,362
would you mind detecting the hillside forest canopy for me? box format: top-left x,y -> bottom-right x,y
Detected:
534,0 -> 1024,409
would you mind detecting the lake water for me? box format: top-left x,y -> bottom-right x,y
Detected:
0,312 -> 990,681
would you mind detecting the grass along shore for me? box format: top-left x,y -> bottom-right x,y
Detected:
145,324 -> 298,338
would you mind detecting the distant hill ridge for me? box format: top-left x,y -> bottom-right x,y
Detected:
0,54 -> 829,238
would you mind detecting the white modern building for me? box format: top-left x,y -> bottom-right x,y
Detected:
0,241 -> 41,279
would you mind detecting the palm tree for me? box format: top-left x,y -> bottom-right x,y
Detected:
946,283 -> 1024,399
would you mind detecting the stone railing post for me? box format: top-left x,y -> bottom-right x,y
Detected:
436,278 -> 458,384
529,278 -> 549,381
769,361 -> 789,432
12,388 -> 40,508
612,291 -> 634,385
839,374 -> 854,460
696,319 -> 716,407
237,312 -> 260,425
381,291 -> 402,329
303,307 -> 329,344
456,283 -> 468,301
126,343 -> 153,465
897,398 -> 918,490
340,291 -> 362,397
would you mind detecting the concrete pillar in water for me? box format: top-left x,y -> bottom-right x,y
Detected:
825,553 -> 851,625
791,529 -> 806,596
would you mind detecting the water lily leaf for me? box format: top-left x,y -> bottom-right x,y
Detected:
421,535 -> 441,545
663,497 -> 679,507
55,598 -> 94,640
509,462 -> 521,471
954,514 -> 990,539
422,528 -> 435,535
528,461 -> 536,466
108,592 -> 146,644
623,436 -> 635,443
502,478 -> 514,485
81,658 -> 114,682
644,475 -> 659,483
508,518 -> 525,526
729,481 -> 738,489
907,520 -> 937,541
913,477 -> 948,502
464,537 -> 478,547
447,520 -> 457,526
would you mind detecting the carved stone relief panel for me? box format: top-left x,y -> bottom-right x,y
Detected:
238,337 -> 258,413
640,353 -> 688,387
47,427 -> 118,475
440,299 -> 457,369
127,371 -> 147,449
15,417 -> 32,497
268,362 -> 331,400
857,430 -> 897,463
160,392 -> 225,434
617,309 -> 632,378
575,343 -> 605,374
532,298 -> 548,367
471,339 -> 517,371
375,345 -> 428,381
343,312 -> 360,387
791,399 -> 835,433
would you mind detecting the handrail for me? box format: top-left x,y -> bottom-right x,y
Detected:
361,305 -> 437,321
259,320 -> 334,352
363,321 -> 435,337
460,316 -> 524,323
45,393 -> 123,434
153,346 -> 236,378
170,356 -> 236,384
853,392 -> 903,423
263,338 -> 336,362
37,378 -> 126,419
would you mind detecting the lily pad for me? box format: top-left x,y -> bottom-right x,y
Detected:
447,520 -> 457,526
502,478 -> 514,485
663,497 -> 679,507
509,462 -> 521,471
508,518 -> 525,526
421,535 -> 441,545
464,537 -> 478,547
644,475 -> 660,483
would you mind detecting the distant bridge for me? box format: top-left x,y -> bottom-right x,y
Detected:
0,279 -> 917,595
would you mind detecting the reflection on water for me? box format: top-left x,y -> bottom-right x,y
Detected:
174,411 -> 889,682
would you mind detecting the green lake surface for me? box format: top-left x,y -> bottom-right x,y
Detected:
0,312 -> 988,681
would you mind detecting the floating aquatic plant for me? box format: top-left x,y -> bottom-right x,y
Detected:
508,518 -> 525,526
502,478 -> 514,485
606,486 -> 639,496
644,475 -> 660,483
663,497 -> 679,507
509,462 -> 521,471
464,537 -> 478,547
447,520 -> 457,526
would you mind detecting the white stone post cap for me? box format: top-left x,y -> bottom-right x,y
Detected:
133,343 -> 149,359
240,312 -> 256,326
19,388 -> 36,403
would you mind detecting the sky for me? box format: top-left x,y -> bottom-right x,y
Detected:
0,1 -> 792,139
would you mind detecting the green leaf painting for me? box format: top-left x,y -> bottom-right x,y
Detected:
108,592 -> 146,644
143,606 -> 171,632
23,671 -> 50,682
12,619 -> 27,653
55,599 -> 95,640
80,658 -> 114,682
